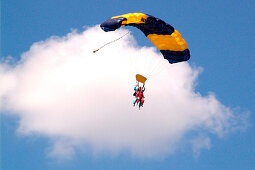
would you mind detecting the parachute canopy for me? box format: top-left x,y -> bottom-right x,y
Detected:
136,74 -> 147,84
100,13 -> 190,64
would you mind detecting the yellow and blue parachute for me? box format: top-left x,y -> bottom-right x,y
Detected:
100,13 -> 190,64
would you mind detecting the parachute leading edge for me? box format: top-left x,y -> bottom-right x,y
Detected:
100,13 -> 190,64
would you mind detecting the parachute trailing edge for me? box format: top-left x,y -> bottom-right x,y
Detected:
100,13 -> 190,64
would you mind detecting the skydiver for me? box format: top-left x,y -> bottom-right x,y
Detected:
133,82 -> 139,97
133,83 -> 139,106
133,86 -> 145,109
137,86 -> 145,109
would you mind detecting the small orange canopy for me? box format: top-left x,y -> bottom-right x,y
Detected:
136,74 -> 147,84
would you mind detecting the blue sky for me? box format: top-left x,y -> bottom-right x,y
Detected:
1,0 -> 255,170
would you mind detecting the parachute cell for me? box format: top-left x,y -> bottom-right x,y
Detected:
100,13 -> 190,64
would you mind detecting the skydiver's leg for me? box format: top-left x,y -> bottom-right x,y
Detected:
136,97 -> 141,104
139,101 -> 141,110
139,101 -> 142,108
141,98 -> 144,106
133,98 -> 137,106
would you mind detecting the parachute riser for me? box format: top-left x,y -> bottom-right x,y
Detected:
93,31 -> 130,53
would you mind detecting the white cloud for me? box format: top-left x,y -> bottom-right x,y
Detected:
191,135 -> 211,158
47,139 -> 76,159
0,26 -> 248,158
